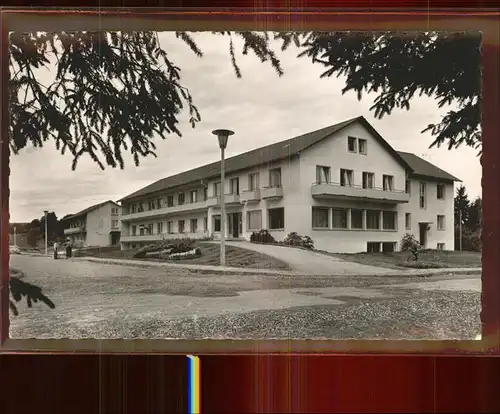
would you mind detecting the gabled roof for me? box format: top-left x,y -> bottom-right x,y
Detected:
119,116 -> 413,202
397,151 -> 461,182
62,200 -> 120,221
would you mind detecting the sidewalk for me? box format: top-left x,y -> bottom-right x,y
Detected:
73,255 -> 481,277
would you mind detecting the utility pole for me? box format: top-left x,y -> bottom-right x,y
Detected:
13,226 -> 17,246
459,209 -> 463,251
44,210 -> 48,256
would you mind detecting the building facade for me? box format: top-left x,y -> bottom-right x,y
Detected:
63,200 -> 121,247
119,116 -> 459,253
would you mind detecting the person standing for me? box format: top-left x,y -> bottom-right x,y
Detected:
65,238 -> 72,259
53,241 -> 59,260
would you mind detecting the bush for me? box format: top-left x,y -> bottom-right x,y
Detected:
282,232 -> 315,250
454,225 -> 481,252
133,238 -> 196,258
250,229 -> 276,244
400,233 -> 422,261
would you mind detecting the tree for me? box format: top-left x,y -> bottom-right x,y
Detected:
454,185 -> 470,226
280,31 -> 481,153
26,227 -> 40,248
467,197 -> 482,233
39,211 -> 62,241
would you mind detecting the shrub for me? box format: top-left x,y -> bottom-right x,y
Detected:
282,232 -> 315,250
400,233 -> 422,261
250,229 -> 276,244
133,238 -> 196,258
454,225 -> 481,252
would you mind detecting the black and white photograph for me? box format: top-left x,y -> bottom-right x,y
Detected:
8,30 -> 482,340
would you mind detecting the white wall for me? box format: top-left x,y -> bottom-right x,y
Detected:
85,202 -> 121,247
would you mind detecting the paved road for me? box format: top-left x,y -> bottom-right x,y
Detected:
219,241 -> 399,275
9,255 -> 481,340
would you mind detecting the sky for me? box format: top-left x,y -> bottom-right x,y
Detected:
9,32 -> 481,223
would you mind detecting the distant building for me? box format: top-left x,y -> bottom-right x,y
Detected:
62,200 -> 121,247
118,116 -> 459,253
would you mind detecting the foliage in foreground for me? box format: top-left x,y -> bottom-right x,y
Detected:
9,270 -> 55,316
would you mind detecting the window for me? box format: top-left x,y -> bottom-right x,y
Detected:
247,210 -> 262,231
178,220 -> 185,233
405,213 -> 411,230
157,222 -> 163,234
178,193 -> 185,205
348,136 -> 357,152
190,190 -> 198,203
437,215 -> 446,230
312,207 -> 329,228
367,242 -> 381,253
167,221 -> 173,234
437,184 -> 445,200
405,180 -> 411,194
340,169 -> 354,187
419,182 -> 427,209
156,198 -> 162,209
332,208 -> 348,229
131,204 -> 137,213
362,172 -> 374,189
359,139 -> 367,155
437,243 -> 445,250
167,195 -> 174,207
139,225 -> 145,236
147,223 -> 154,235
111,220 -> 119,228
203,187 -> 208,201
351,209 -> 363,229
131,225 -> 137,236
213,215 -> 221,232
366,210 -> 380,230
138,202 -> 144,212
382,211 -> 397,230
269,168 -> 282,188
111,208 -> 119,215
214,182 -> 221,197
248,173 -> 260,191
148,200 -> 155,210
203,217 -> 208,231
230,178 -> 240,195
316,166 -> 331,184
268,208 -> 285,230
383,175 -> 394,191
190,219 -> 198,233
382,242 -> 396,253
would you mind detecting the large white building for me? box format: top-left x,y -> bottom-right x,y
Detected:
62,200 -> 121,247
118,116 -> 459,253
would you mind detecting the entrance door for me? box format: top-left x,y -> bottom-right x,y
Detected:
419,223 -> 427,247
229,213 -> 242,238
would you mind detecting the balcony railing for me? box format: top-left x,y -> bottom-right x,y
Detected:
261,185 -> 284,199
121,199 -> 208,221
64,226 -> 86,235
206,193 -> 241,207
311,181 -> 410,204
240,189 -> 261,203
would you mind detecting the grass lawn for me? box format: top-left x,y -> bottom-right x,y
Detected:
330,250 -> 482,270
74,241 -> 290,270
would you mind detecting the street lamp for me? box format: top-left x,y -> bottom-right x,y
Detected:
43,210 -> 48,256
212,129 -> 234,267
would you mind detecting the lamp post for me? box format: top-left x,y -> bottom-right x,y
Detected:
43,210 -> 48,256
212,129 -> 234,267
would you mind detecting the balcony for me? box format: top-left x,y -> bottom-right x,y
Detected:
311,182 -> 410,204
261,186 -> 284,200
64,226 -> 86,235
206,194 -> 241,207
121,199 -> 208,221
240,189 -> 261,203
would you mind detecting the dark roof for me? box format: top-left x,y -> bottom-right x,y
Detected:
62,200 -> 120,221
397,151 -> 461,182
119,116 -> 413,202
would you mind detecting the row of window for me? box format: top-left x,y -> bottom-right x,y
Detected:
317,166 -> 396,191
130,217 -> 209,236
312,207 -> 397,230
111,220 -> 119,228
111,208 -> 120,215
348,137 -> 368,155
127,169 -> 284,214
367,241 -> 446,253
68,221 -> 85,229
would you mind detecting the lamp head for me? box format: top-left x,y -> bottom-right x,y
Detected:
212,129 -> 234,150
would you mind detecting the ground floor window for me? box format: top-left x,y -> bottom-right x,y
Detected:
437,243 -> 445,250
157,222 -> 163,234
247,210 -> 262,231
367,242 -> 381,253
405,213 -> 411,230
382,211 -> 397,230
167,221 -> 173,233
382,242 -> 396,252
203,217 -> 208,231
332,208 -> 348,229
366,210 -> 380,230
213,215 -> 221,232
190,219 -> 198,233
268,208 -> 285,230
312,207 -> 329,228
178,220 -> 185,233
351,209 -> 363,229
